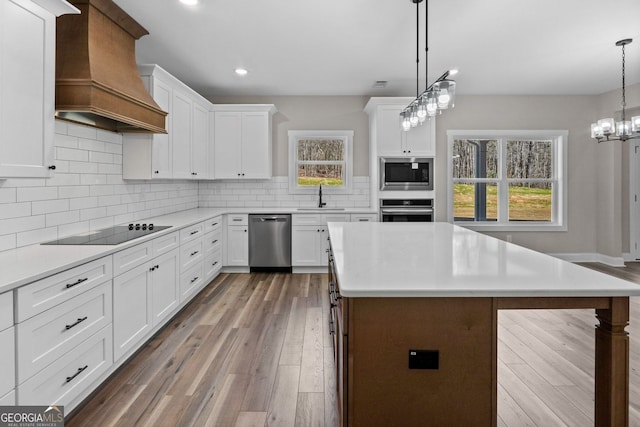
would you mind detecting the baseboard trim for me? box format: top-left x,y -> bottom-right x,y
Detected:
548,252 -> 626,267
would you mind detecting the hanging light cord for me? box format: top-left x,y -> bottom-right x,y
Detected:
415,0 -> 420,98
425,0 -> 428,90
621,42 -> 626,121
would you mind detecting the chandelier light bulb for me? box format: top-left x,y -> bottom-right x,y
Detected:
598,118 -> 616,135
437,89 -> 450,109
617,121 -> 632,137
632,116 -> 640,133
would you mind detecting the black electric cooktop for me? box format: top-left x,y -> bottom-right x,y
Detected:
42,224 -> 172,245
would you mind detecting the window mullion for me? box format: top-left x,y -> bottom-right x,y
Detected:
498,138 -> 509,223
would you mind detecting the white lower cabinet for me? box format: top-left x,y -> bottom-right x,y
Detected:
180,262 -> 204,302
0,327 -> 15,399
291,214 -> 350,267
226,215 -> 248,266
18,325 -> 113,406
291,225 -> 325,266
113,263 -> 153,361
150,248 -> 180,327
17,282 -> 112,383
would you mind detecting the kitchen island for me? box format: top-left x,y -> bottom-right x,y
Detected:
327,222 -> 640,426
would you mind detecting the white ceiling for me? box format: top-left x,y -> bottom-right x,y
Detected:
114,0 -> 640,99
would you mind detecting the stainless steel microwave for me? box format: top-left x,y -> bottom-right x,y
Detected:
379,157 -> 433,191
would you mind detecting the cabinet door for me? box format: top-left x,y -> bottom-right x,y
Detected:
192,101 -> 209,179
113,263 -> 152,361
376,105 -> 404,156
171,90 -> 193,179
214,112 -> 242,179
150,248 -> 179,327
0,327 -> 15,398
150,78 -> 173,178
291,225 -> 323,266
404,116 -> 434,156
226,226 -> 248,266
0,0 -> 56,177
241,111 -> 271,179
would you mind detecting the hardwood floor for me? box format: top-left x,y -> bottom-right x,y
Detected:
67,266 -> 640,427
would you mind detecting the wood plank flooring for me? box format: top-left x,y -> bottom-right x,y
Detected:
66,265 -> 640,426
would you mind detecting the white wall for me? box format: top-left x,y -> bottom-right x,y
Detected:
0,120 -> 199,252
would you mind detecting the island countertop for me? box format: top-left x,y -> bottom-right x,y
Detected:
327,222 -> 640,298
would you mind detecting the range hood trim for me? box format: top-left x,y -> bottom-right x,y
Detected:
55,0 -> 167,134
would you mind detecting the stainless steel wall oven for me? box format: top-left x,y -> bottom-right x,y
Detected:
380,199 -> 434,222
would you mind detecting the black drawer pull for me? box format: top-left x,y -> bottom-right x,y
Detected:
211,222 -> 218,227
66,277 -> 88,289
191,251 -> 199,256
212,239 -> 218,244
65,316 -> 88,330
191,276 -> 199,283
190,230 -> 199,235
212,261 -> 218,266
66,365 -> 88,383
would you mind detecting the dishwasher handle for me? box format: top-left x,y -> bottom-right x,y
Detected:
253,217 -> 288,222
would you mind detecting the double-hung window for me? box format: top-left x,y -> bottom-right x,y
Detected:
288,130 -> 353,193
447,130 -> 567,231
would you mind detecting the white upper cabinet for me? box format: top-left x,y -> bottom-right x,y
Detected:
212,105 -> 276,180
0,0 -> 78,178
123,64 -> 211,180
365,98 -> 435,157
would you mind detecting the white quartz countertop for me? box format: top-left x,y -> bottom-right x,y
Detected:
0,207 -> 376,294
328,222 -> 640,298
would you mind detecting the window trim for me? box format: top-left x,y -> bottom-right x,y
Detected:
288,130 -> 353,194
446,130 -> 568,231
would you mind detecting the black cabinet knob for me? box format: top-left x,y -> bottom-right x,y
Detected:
48,165 -> 56,170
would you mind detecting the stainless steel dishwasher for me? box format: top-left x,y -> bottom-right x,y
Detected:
249,214 -> 291,271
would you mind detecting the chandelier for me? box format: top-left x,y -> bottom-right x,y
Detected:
591,39 -> 640,142
400,0 -> 457,132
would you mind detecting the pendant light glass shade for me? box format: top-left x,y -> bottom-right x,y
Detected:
591,38 -> 640,142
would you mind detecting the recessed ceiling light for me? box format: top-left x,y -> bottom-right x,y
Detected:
235,68 -> 248,76
179,0 -> 198,5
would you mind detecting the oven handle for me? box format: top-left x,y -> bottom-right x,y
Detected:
380,208 -> 434,214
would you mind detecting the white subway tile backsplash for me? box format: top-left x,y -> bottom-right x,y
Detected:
0,188 -> 17,203
56,147 -> 89,162
0,202 -> 31,219
17,187 -> 58,202
46,210 -> 80,227
1,119 -> 371,252
17,227 -> 58,247
32,199 -> 69,216
0,215 -> 45,235
69,197 -> 99,211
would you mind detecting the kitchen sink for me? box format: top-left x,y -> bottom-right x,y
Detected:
296,208 -> 346,211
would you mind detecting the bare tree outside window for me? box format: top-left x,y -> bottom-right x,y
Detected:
296,138 -> 345,186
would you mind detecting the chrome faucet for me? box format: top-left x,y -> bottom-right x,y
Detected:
318,184 -> 326,208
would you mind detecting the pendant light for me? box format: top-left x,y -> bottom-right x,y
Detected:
400,0 -> 457,132
591,39 -> 640,142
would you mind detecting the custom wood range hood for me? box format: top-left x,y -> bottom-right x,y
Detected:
55,0 -> 167,133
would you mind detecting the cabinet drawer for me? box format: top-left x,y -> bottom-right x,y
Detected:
153,231 -> 179,257
204,249 -> 222,279
204,216 -> 222,233
180,238 -> 204,272
17,282 -> 112,384
18,325 -> 113,407
351,213 -> 378,222
204,229 -> 222,253
292,214 -> 321,226
227,214 -> 248,226
0,327 -> 15,397
113,241 -> 153,276
180,222 -> 205,244
0,291 -> 13,330
16,256 -> 112,322
321,214 -> 350,224
180,263 -> 204,302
